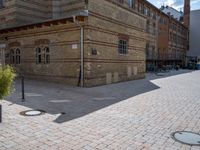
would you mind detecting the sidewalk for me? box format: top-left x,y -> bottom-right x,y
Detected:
0,70 -> 200,150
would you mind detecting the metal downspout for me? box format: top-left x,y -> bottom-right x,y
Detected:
73,16 -> 84,87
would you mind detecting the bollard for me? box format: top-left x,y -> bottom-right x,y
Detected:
21,75 -> 25,102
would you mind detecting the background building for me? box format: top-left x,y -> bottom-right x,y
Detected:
188,10 -> 200,59
141,0 -> 189,71
160,5 -> 183,22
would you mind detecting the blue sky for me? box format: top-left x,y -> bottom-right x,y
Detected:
147,0 -> 200,11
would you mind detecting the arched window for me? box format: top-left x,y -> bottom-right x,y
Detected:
16,48 -> 20,64
10,49 -> 15,64
36,47 -> 42,64
44,47 -> 50,64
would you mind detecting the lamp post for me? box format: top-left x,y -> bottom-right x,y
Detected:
21,75 -> 25,102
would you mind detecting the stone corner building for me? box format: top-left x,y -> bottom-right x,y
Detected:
0,0 -> 189,87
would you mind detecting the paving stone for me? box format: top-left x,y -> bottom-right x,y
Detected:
0,70 -> 200,149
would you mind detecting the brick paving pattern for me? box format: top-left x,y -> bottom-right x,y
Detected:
0,70 -> 200,150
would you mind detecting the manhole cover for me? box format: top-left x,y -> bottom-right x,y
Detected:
171,131 -> 200,146
20,110 -> 45,116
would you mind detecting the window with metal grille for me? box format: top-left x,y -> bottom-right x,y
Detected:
36,47 -> 42,64
10,49 -> 15,64
118,39 -> 128,54
44,47 -> 50,64
16,49 -> 20,64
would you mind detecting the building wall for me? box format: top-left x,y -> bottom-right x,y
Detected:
0,0 -> 86,29
84,0 -> 146,86
51,0 -> 88,19
0,0 -> 189,86
0,21 -> 83,85
188,10 -> 200,57
61,0 -> 86,17
0,0 -> 146,87
0,0 -> 52,28
0,0 -> 17,29
137,1 -> 158,68
15,0 -> 52,24
52,0 -> 61,19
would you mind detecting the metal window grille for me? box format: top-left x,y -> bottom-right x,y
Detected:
10,49 -> 15,64
118,39 -> 128,54
36,48 -> 42,64
44,47 -> 50,64
16,49 -> 20,64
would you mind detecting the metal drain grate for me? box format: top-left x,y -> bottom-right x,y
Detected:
20,110 -> 45,116
171,131 -> 200,146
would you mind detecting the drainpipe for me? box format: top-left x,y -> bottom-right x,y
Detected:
73,16 -> 84,87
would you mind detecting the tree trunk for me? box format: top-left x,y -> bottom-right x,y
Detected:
0,104 -> 2,123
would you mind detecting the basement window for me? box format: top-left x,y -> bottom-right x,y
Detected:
91,48 -> 97,55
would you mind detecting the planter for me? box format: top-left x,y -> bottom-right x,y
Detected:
0,104 -> 2,123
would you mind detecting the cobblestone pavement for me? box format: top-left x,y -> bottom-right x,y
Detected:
0,70 -> 200,150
